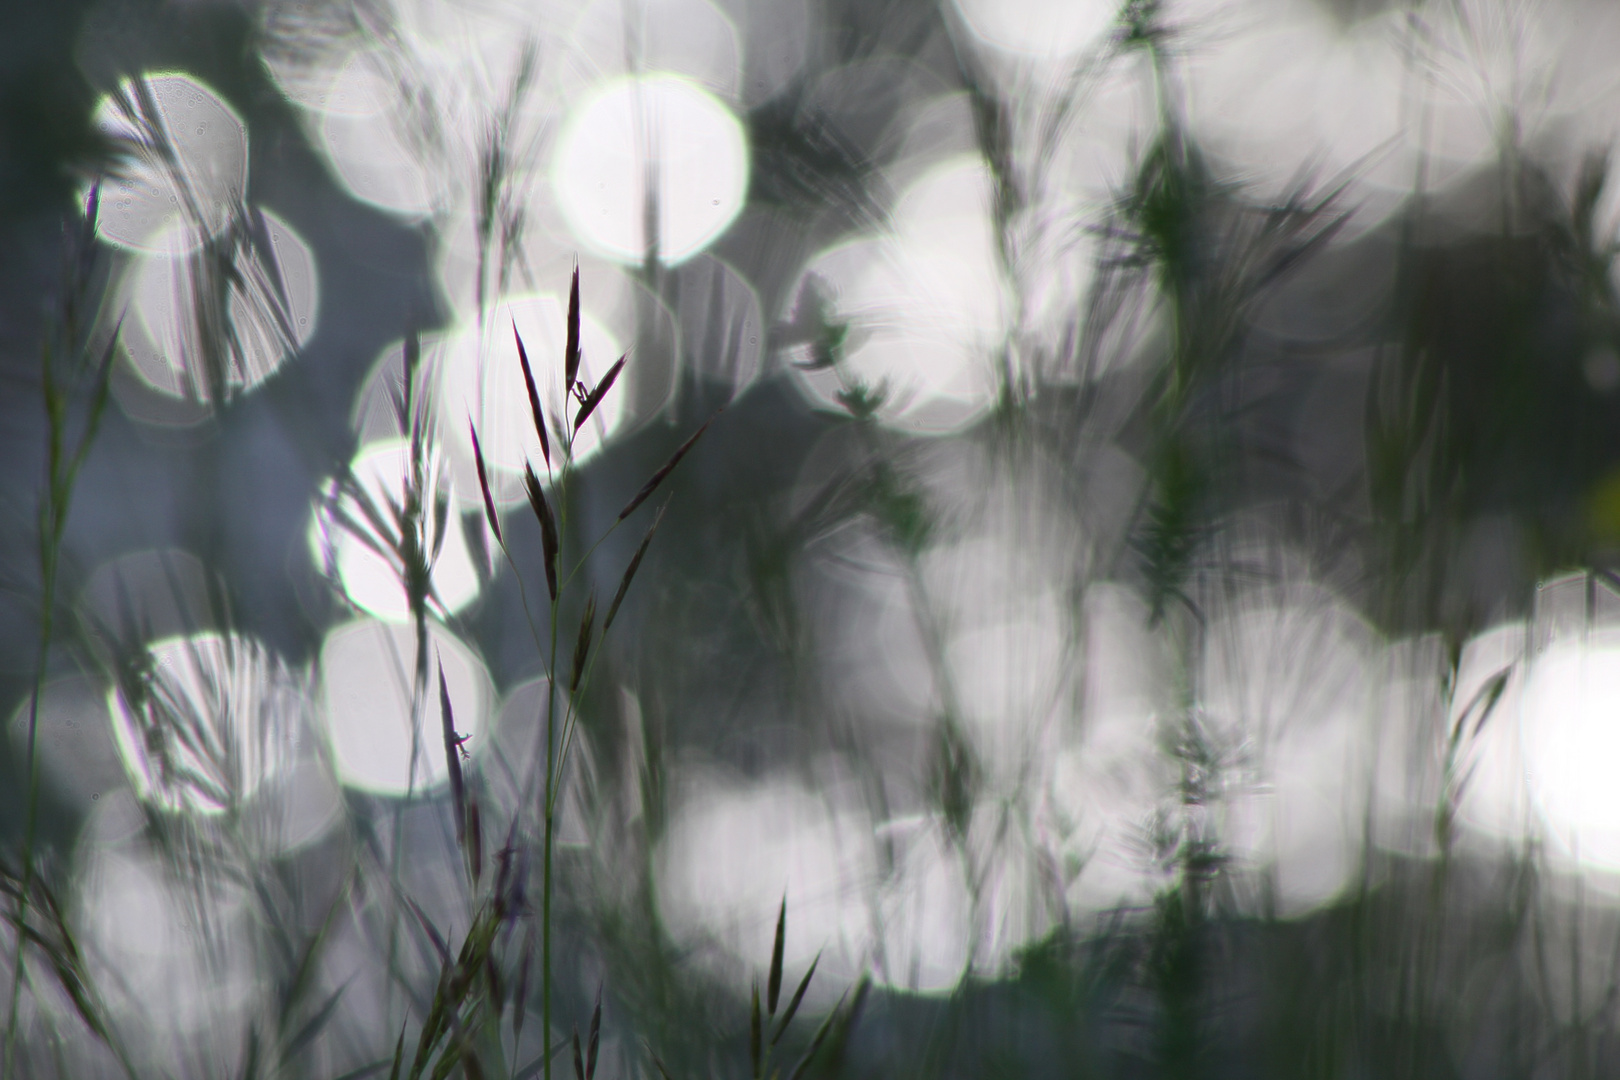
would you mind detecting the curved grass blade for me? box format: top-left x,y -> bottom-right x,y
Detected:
771,952 -> 820,1047
523,464 -> 559,602
603,503 -> 666,633
573,353 -> 627,434
617,413 -> 719,522
513,321 -> 552,470
572,1027 -> 585,1080
768,897 -> 786,1016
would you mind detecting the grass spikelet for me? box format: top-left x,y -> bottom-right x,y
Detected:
565,263 -> 581,394
523,463 -> 560,601
569,590 -> 597,696
514,322 -> 552,470
617,414 -> 719,522
468,421 -> 503,546
572,353 -> 627,433
439,661 -> 467,850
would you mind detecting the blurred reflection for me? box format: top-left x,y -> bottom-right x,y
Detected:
106,632 -> 305,818
309,439 -> 484,621
316,618 -> 494,794
90,73 -> 248,253
117,208 -> 317,409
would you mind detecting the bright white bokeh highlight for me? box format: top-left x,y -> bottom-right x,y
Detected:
317,619 -> 494,795
90,73 -> 248,252
951,0 -> 1115,59
1521,633 -> 1620,872
309,440 -> 483,621
106,632 -> 304,817
552,74 -> 748,265
790,156 -> 1009,433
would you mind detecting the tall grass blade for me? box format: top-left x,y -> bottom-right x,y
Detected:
768,897 -> 786,1016
572,1027 -> 584,1080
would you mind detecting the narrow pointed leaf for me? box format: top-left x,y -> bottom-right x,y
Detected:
768,896 -> 786,1016
603,503 -> 666,633
618,413 -> 718,522
468,422 -> 503,546
587,989 -> 601,1080
572,1027 -> 585,1080
514,322 -> 552,469
439,662 -> 466,849
565,264 -> 582,394
523,464 -> 559,602
572,352 -> 627,433
771,951 -> 820,1046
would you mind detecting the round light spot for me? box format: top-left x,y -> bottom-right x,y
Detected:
317,619 -> 494,795
552,74 -> 748,265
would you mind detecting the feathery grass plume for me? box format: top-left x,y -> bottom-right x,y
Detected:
524,463 -> 560,601
617,414 -> 719,522
514,322 -> 553,471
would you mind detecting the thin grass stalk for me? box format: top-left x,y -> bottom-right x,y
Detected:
4,189 -> 120,1076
